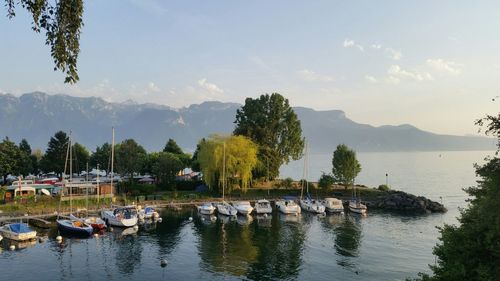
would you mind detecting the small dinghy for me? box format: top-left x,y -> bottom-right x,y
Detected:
0,223 -> 37,241
57,219 -> 93,237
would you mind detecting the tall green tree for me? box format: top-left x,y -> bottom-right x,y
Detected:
163,138 -> 191,168
16,139 -> 32,177
163,139 -> 183,154
4,0 -> 84,83
40,131 -> 69,176
115,139 -> 147,179
331,144 -> 361,189
72,142 -> 89,174
90,143 -> 111,175
234,93 -> 304,179
411,114 -> 500,281
151,152 -> 183,189
191,138 -> 206,172
0,137 -> 22,183
198,135 -> 258,193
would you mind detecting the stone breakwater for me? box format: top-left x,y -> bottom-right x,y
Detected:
365,190 -> 447,213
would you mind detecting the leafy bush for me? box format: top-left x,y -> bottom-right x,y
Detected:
318,173 -> 335,189
378,184 -> 390,191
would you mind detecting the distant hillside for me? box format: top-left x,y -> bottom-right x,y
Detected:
0,92 -> 495,153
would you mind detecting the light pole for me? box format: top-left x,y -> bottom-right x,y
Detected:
385,173 -> 389,187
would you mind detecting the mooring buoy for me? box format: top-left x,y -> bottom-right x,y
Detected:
160,259 -> 168,267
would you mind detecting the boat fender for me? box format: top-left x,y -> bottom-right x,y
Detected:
188,217 -> 193,221
160,259 -> 168,267
93,233 -> 99,238
9,245 -> 15,251
133,225 -> 139,231
56,236 -> 63,242
157,218 -> 163,223
0,235 -> 2,242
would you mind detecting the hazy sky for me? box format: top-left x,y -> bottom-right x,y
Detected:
1,1 -> 499,136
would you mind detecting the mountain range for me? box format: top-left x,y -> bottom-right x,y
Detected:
0,92 -> 495,153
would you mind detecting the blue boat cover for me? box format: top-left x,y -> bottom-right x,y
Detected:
145,207 -> 153,214
9,223 -> 32,233
282,195 -> 298,200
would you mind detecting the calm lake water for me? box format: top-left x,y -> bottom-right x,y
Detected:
0,151 -> 491,281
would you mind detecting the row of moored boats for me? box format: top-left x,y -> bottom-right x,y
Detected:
198,197 -> 367,216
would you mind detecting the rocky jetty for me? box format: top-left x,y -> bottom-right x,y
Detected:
366,190 -> 447,213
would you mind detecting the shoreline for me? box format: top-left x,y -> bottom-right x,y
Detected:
0,187 -> 446,219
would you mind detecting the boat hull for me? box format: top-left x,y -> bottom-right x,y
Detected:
300,200 -> 326,214
255,207 -> 273,214
216,204 -> 237,216
0,229 -> 37,241
101,210 -> 138,227
276,201 -> 301,214
348,202 -> 367,214
57,220 -> 93,237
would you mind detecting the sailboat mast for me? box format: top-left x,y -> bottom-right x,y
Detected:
69,132 -> 73,214
222,142 -> 225,200
110,127 -> 115,204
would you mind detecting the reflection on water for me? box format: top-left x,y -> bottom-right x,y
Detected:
0,207 -> 447,281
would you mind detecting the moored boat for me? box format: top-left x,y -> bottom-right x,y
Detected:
216,201 -> 238,216
101,205 -> 139,227
56,219 -> 93,237
198,202 -> 216,215
0,223 -> 37,241
300,197 -> 326,214
139,206 -> 160,220
321,198 -> 345,213
348,200 -> 367,214
254,199 -> 273,214
233,201 -> 254,216
275,197 -> 301,215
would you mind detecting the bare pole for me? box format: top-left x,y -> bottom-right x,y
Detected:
222,142 -> 225,201
97,164 -> 100,207
110,127 -> 115,207
69,131 -> 73,215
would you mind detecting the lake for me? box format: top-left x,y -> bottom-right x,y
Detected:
0,151 -> 491,281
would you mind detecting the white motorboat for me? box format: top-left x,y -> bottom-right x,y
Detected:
233,201 -> 254,216
322,198 -> 345,213
254,199 -> 273,214
101,205 -> 139,227
275,198 -> 301,215
0,223 -> 37,241
198,202 -> 216,215
139,206 -> 160,220
300,198 -> 326,214
216,201 -> 238,216
349,200 -> 367,214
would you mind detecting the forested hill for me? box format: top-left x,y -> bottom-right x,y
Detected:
0,92 -> 495,153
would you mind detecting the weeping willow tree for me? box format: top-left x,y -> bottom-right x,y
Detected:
197,135 -> 258,193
